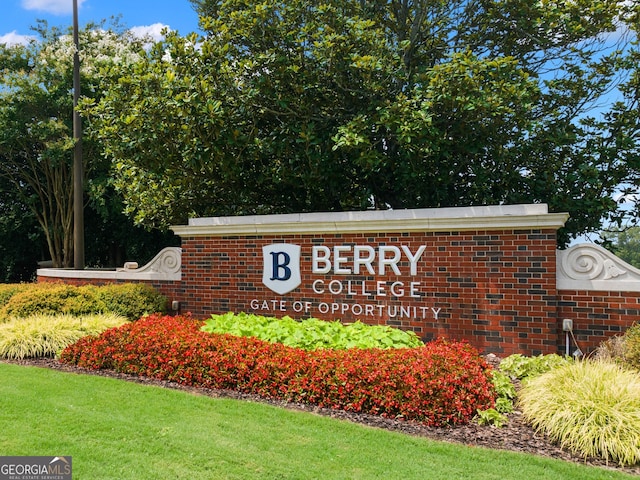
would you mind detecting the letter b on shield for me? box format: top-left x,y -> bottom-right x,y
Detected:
262,244 -> 301,294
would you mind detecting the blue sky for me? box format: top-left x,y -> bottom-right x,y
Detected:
1,0 -> 201,45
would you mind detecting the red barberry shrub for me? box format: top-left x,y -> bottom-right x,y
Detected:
60,314 -> 495,426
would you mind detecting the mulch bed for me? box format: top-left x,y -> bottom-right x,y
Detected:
4,356 -> 639,476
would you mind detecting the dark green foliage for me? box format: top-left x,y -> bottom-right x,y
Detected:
602,228 -> 640,269
0,21 -> 177,270
85,0 -> 640,246
0,179 -> 44,282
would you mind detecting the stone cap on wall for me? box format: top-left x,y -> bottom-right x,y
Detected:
37,247 -> 182,281
557,243 -> 640,292
171,204 -> 569,237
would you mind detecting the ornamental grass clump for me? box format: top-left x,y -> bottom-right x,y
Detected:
0,313 -> 127,359
518,360 -> 640,466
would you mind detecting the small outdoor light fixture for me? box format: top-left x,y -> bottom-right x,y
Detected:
562,319 -> 583,358
563,319 -> 573,357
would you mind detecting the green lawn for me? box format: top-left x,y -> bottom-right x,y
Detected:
0,363 -> 633,479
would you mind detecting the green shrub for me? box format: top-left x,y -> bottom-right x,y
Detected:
623,323 -> 640,371
0,282 -> 167,320
90,283 -> 168,320
476,408 -> 509,428
491,370 -> 516,413
0,313 -> 127,359
475,369 -> 515,427
475,353 -> 567,428
202,312 -> 423,350
519,360 -> 640,466
499,353 -> 572,380
0,283 -> 101,318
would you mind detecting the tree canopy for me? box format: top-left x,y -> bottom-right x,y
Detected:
83,0 -> 640,246
603,227 -> 640,269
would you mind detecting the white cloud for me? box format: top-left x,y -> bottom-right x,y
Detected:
0,30 -> 35,46
21,0 -> 86,15
129,23 -> 170,43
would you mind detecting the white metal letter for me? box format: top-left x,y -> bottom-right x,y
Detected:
402,245 -> 426,276
353,245 -> 375,275
333,245 -> 351,274
312,246 -> 331,274
379,246 -> 401,275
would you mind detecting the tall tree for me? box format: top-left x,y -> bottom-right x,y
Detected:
0,21 -> 176,269
85,0 -> 638,246
0,22 -> 141,267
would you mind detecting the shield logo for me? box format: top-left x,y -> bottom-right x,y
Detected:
262,244 -> 301,294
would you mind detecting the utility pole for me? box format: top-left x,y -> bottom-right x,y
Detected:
72,0 -> 85,269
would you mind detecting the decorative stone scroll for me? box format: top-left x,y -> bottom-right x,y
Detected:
37,247 -> 182,282
118,247 -> 182,276
557,243 -> 640,292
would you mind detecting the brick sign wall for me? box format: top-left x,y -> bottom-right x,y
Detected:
40,204 -> 640,356
172,205 -> 568,356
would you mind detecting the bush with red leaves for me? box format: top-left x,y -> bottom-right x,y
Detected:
60,314 -> 495,426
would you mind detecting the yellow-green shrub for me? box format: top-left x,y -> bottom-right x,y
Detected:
1,283 -> 101,318
0,313 -> 127,359
0,284 -> 31,315
519,360 -> 640,466
91,283 -> 168,320
0,282 -> 168,320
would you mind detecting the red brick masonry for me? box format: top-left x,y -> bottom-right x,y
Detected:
177,230 -> 558,355
39,205 -> 640,356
